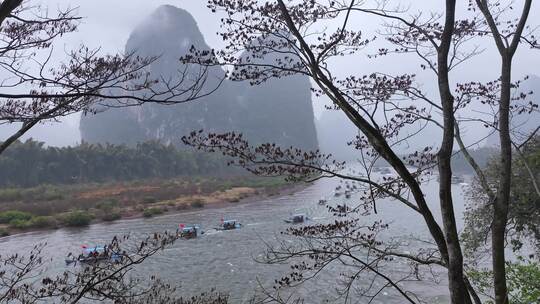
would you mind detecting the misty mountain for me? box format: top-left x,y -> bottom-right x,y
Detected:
80,5 -> 318,150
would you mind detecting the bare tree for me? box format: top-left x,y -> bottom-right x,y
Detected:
0,0 -> 222,155
181,0 -> 538,303
0,231 -> 229,304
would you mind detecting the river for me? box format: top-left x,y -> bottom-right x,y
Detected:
0,171 -> 470,303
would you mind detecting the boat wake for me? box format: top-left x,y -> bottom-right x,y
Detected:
246,222 -> 265,226
204,230 -> 223,236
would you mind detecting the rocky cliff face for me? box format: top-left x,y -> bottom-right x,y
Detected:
80,5 -> 318,150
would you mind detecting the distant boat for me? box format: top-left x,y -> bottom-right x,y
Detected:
284,214 -> 308,224
179,224 -> 203,239
218,219 -> 242,230
318,199 -> 327,205
65,246 -> 122,265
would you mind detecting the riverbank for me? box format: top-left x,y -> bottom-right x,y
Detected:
0,177 -> 305,238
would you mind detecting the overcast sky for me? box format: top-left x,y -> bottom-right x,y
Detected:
1,0 -> 539,147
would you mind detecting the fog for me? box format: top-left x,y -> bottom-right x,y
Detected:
1,0 -> 539,149
1,2 -> 539,302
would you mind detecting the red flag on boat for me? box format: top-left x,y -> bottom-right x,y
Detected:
179,223 -> 185,228
81,245 -> 87,249
220,217 -> 224,224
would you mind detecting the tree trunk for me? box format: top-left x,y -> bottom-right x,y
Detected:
473,1 -> 532,303
492,54 -> 512,304
437,1 -> 470,303
0,0 -> 22,26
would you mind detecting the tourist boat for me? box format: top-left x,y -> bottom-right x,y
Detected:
65,246 -> 122,265
218,219 -> 242,230
284,214 -> 308,224
179,224 -> 203,239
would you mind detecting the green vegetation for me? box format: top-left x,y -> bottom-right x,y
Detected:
96,199 -> 119,212
0,211 -> 56,230
101,212 -> 121,222
0,185 -> 65,203
0,176 -> 291,235
0,210 -> 33,224
7,219 -> 31,229
464,136 -> 540,254
28,216 -> 57,228
0,139 -> 234,187
61,211 -> 93,227
0,188 -> 23,201
468,258 -> 540,304
464,137 -> 540,303
506,260 -> 540,303
143,207 -> 164,218
0,227 -> 8,237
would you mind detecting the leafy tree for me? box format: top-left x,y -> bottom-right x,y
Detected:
0,139 -> 232,187
464,136 -> 540,257
468,258 -> 540,304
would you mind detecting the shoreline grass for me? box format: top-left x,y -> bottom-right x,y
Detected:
0,176 -> 294,237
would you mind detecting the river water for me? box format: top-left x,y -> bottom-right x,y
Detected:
0,171 -> 469,303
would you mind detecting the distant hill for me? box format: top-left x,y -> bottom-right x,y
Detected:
80,5 -> 318,151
